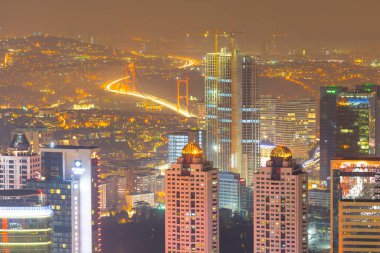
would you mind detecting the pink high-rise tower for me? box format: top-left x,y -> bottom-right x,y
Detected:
253,145 -> 308,253
165,143 -> 219,253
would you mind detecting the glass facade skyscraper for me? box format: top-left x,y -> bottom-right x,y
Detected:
320,86 -> 347,183
205,48 -> 259,185
320,84 -> 380,183
336,91 -> 376,156
27,145 -> 101,253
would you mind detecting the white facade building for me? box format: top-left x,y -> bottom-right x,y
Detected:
0,133 -> 40,190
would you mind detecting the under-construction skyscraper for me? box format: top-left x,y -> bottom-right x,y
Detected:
205,48 -> 260,186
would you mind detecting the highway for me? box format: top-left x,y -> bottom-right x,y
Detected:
105,77 -> 197,118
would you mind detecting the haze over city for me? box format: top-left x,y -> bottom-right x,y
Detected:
0,1 -> 379,253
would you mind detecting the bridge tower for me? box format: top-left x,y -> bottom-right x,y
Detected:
177,78 -> 189,112
119,63 -> 137,92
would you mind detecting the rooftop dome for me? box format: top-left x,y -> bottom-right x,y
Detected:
270,145 -> 292,161
181,142 -> 203,157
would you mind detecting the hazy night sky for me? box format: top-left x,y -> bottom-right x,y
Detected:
1,0 -> 379,49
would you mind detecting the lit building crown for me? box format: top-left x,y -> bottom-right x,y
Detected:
270,145 -> 292,161
181,142 -> 203,157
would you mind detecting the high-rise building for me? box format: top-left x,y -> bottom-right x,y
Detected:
165,143 -> 219,253
320,86 -> 347,182
0,133 -> 40,189
27,145 -> 101,253
253,146 -> 308,253
274,98 -> 317,161
126,167 -> 157,194
336,86 -> 380,157
205,48 -> 260,185
0,189 -> 53,253
330,158 -> 380,252
259,95 -> 278,142
11,127 -> 54,153
219,171 -> 243,212
320,84 -> 380,183
260,140 -> 276,167
101,174 -> 126,212
168,129 -> 206,165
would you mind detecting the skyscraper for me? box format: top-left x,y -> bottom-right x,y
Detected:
253,146 -> 308,253
274,98 -> 317,161
330,158 -> 380,252
259,95 -> 277,142
0,133 -> 40,189
336,87 -> 380,157
205,48 -> 259,185
0,190 -> 53,253
320,84 -> 380,183
168,129 -> 206,165
320,86 -> 347,183
165,143 -> 219,253
27,145 -> 101,253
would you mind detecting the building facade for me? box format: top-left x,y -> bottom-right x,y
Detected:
274,98 -> 317,161
259,95 -> 278,142
168,130 -> 206,165
205,48 -> 260,185
320,86 -> 347,183
330,158 -> 380,253
0,190 -> 53,253
165,143 -> 219,253
253,146 -> 308,253
11,127 -> 53,154
27,145 -> 101,253
219,171 -> 243,212
320,84 -> 380,184
0,133 -> 40,190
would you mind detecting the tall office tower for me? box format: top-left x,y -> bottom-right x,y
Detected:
336,86 -> 380,157
168,129 -> 206,165
27,145 -> 101,253
205,48 -> 260,185
0,190 -> 53,253
165,143 -> 219,253
330,158 -> 380,253
11,127 -> 53,153
0,133 -> 40,189
275,98 -> 317,161
320,84 -> 380,183
259,95 -> 278,142
320,86 -> 347,182
253,146 -> 308,253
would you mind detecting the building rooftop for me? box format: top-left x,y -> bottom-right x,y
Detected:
270,145 -> 292,161
9,133 -> 30,151
41,145 -> 99,150
0,189 -> 41,197
181,142 -> 202,157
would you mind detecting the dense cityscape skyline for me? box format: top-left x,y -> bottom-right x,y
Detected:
1,1 -> 380,253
